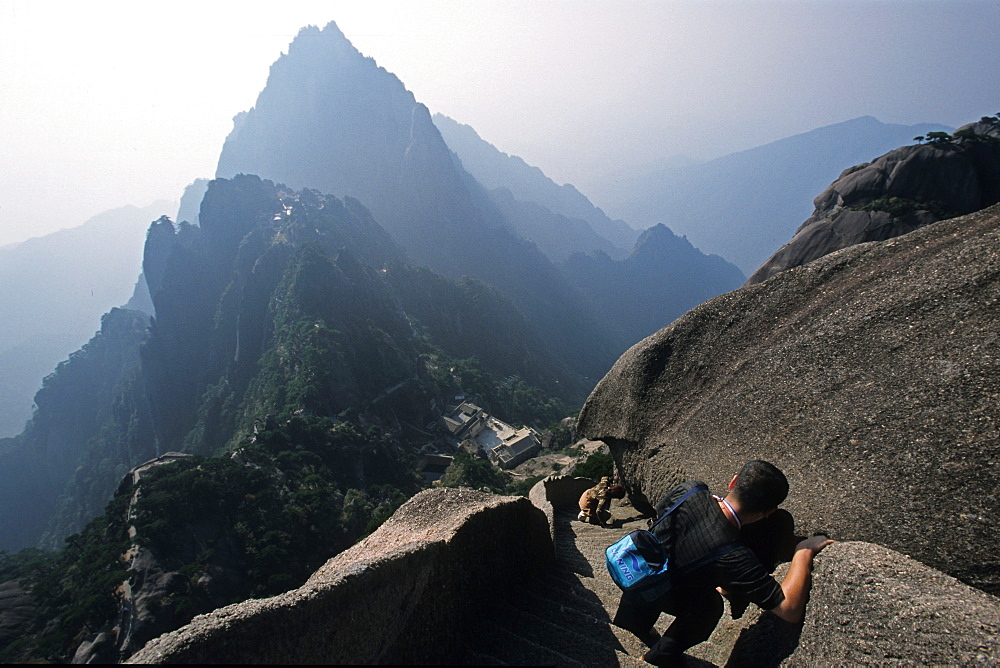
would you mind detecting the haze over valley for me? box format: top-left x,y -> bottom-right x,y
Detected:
0,3 -> 998,664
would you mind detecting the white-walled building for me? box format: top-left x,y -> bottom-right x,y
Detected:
439,402 -> 540,469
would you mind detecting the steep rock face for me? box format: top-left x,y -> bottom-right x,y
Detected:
560,224 -> 744,351
577,205 -> 1000,595
215,22 -> 621,380
749,119 -> 1000,284
727,541 -> 1000,665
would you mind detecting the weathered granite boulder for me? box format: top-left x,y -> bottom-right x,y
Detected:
722,541 -> 1000,665
578,204 -> 1000,595
127,488 -> 552,664
748,119 -> 1000,284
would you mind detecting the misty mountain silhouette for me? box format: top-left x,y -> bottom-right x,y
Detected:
0,202 -> 170,438
592,115 -> 952,273
215,21 -> 745,383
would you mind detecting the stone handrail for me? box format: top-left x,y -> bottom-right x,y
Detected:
528,474 -> 596,548
128,488 -> 553,664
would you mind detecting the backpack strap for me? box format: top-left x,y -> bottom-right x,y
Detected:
653,483 -> 740,576
675,541 -> 740,576
648,483 -> 707,531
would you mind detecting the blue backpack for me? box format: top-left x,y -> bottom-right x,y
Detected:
605,484 -> 737,601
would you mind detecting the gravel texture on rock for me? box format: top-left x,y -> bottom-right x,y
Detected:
578,205 -> 1000,595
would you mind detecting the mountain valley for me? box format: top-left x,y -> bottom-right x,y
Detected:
0,18 -> 997,666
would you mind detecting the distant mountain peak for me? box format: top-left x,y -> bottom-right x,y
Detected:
432,113 -> 639,253
589,115 -> 953,273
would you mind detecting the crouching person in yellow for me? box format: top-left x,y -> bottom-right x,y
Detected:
579,477 -> 626,527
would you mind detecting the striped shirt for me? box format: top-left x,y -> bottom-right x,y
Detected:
652,480 -> 785,610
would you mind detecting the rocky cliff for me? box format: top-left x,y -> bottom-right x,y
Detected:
748,117 -> 1000,284
125,483 -> 1000,665
578,203 -> 1000,595
215,22 -> 620,381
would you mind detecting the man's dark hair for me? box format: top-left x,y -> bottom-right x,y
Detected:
732,460 -> 788,513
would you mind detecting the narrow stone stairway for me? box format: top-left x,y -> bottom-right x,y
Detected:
459,505 -> 651,666
460,500 -> 765,666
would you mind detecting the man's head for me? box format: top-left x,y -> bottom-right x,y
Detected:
730,460 -> 788,514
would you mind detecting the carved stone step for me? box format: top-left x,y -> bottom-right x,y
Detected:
489,597 -> 635,665
461,617 -> 584,666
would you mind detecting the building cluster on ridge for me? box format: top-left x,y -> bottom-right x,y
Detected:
438,400 -> 541,470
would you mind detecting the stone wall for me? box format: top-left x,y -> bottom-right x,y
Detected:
127,488 -> 553,664
528,475 -> 595,547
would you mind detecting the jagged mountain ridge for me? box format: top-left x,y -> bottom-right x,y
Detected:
0,175 -> 575,554
215,21 -> 743,382
216,22 -> 621,381
591,115 -> 953,273
140,175 -> 571,454
432,113 -> 639,256
0,202 -> 171,438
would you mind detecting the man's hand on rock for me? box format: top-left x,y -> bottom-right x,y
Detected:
795,534 -> 834,555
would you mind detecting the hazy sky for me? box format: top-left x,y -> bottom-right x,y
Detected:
1,0 -> 998,247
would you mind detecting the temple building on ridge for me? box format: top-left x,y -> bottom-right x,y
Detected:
438,401 -> 540,469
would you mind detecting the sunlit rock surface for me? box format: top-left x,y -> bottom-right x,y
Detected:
748,120 -> 1000,283
579,204 -> 1000,595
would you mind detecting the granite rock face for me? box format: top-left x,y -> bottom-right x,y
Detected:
127,488 -> 552,664
578,205 -> 1000,595
748,120 -> 1000,284
725,541 -> 1000,665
